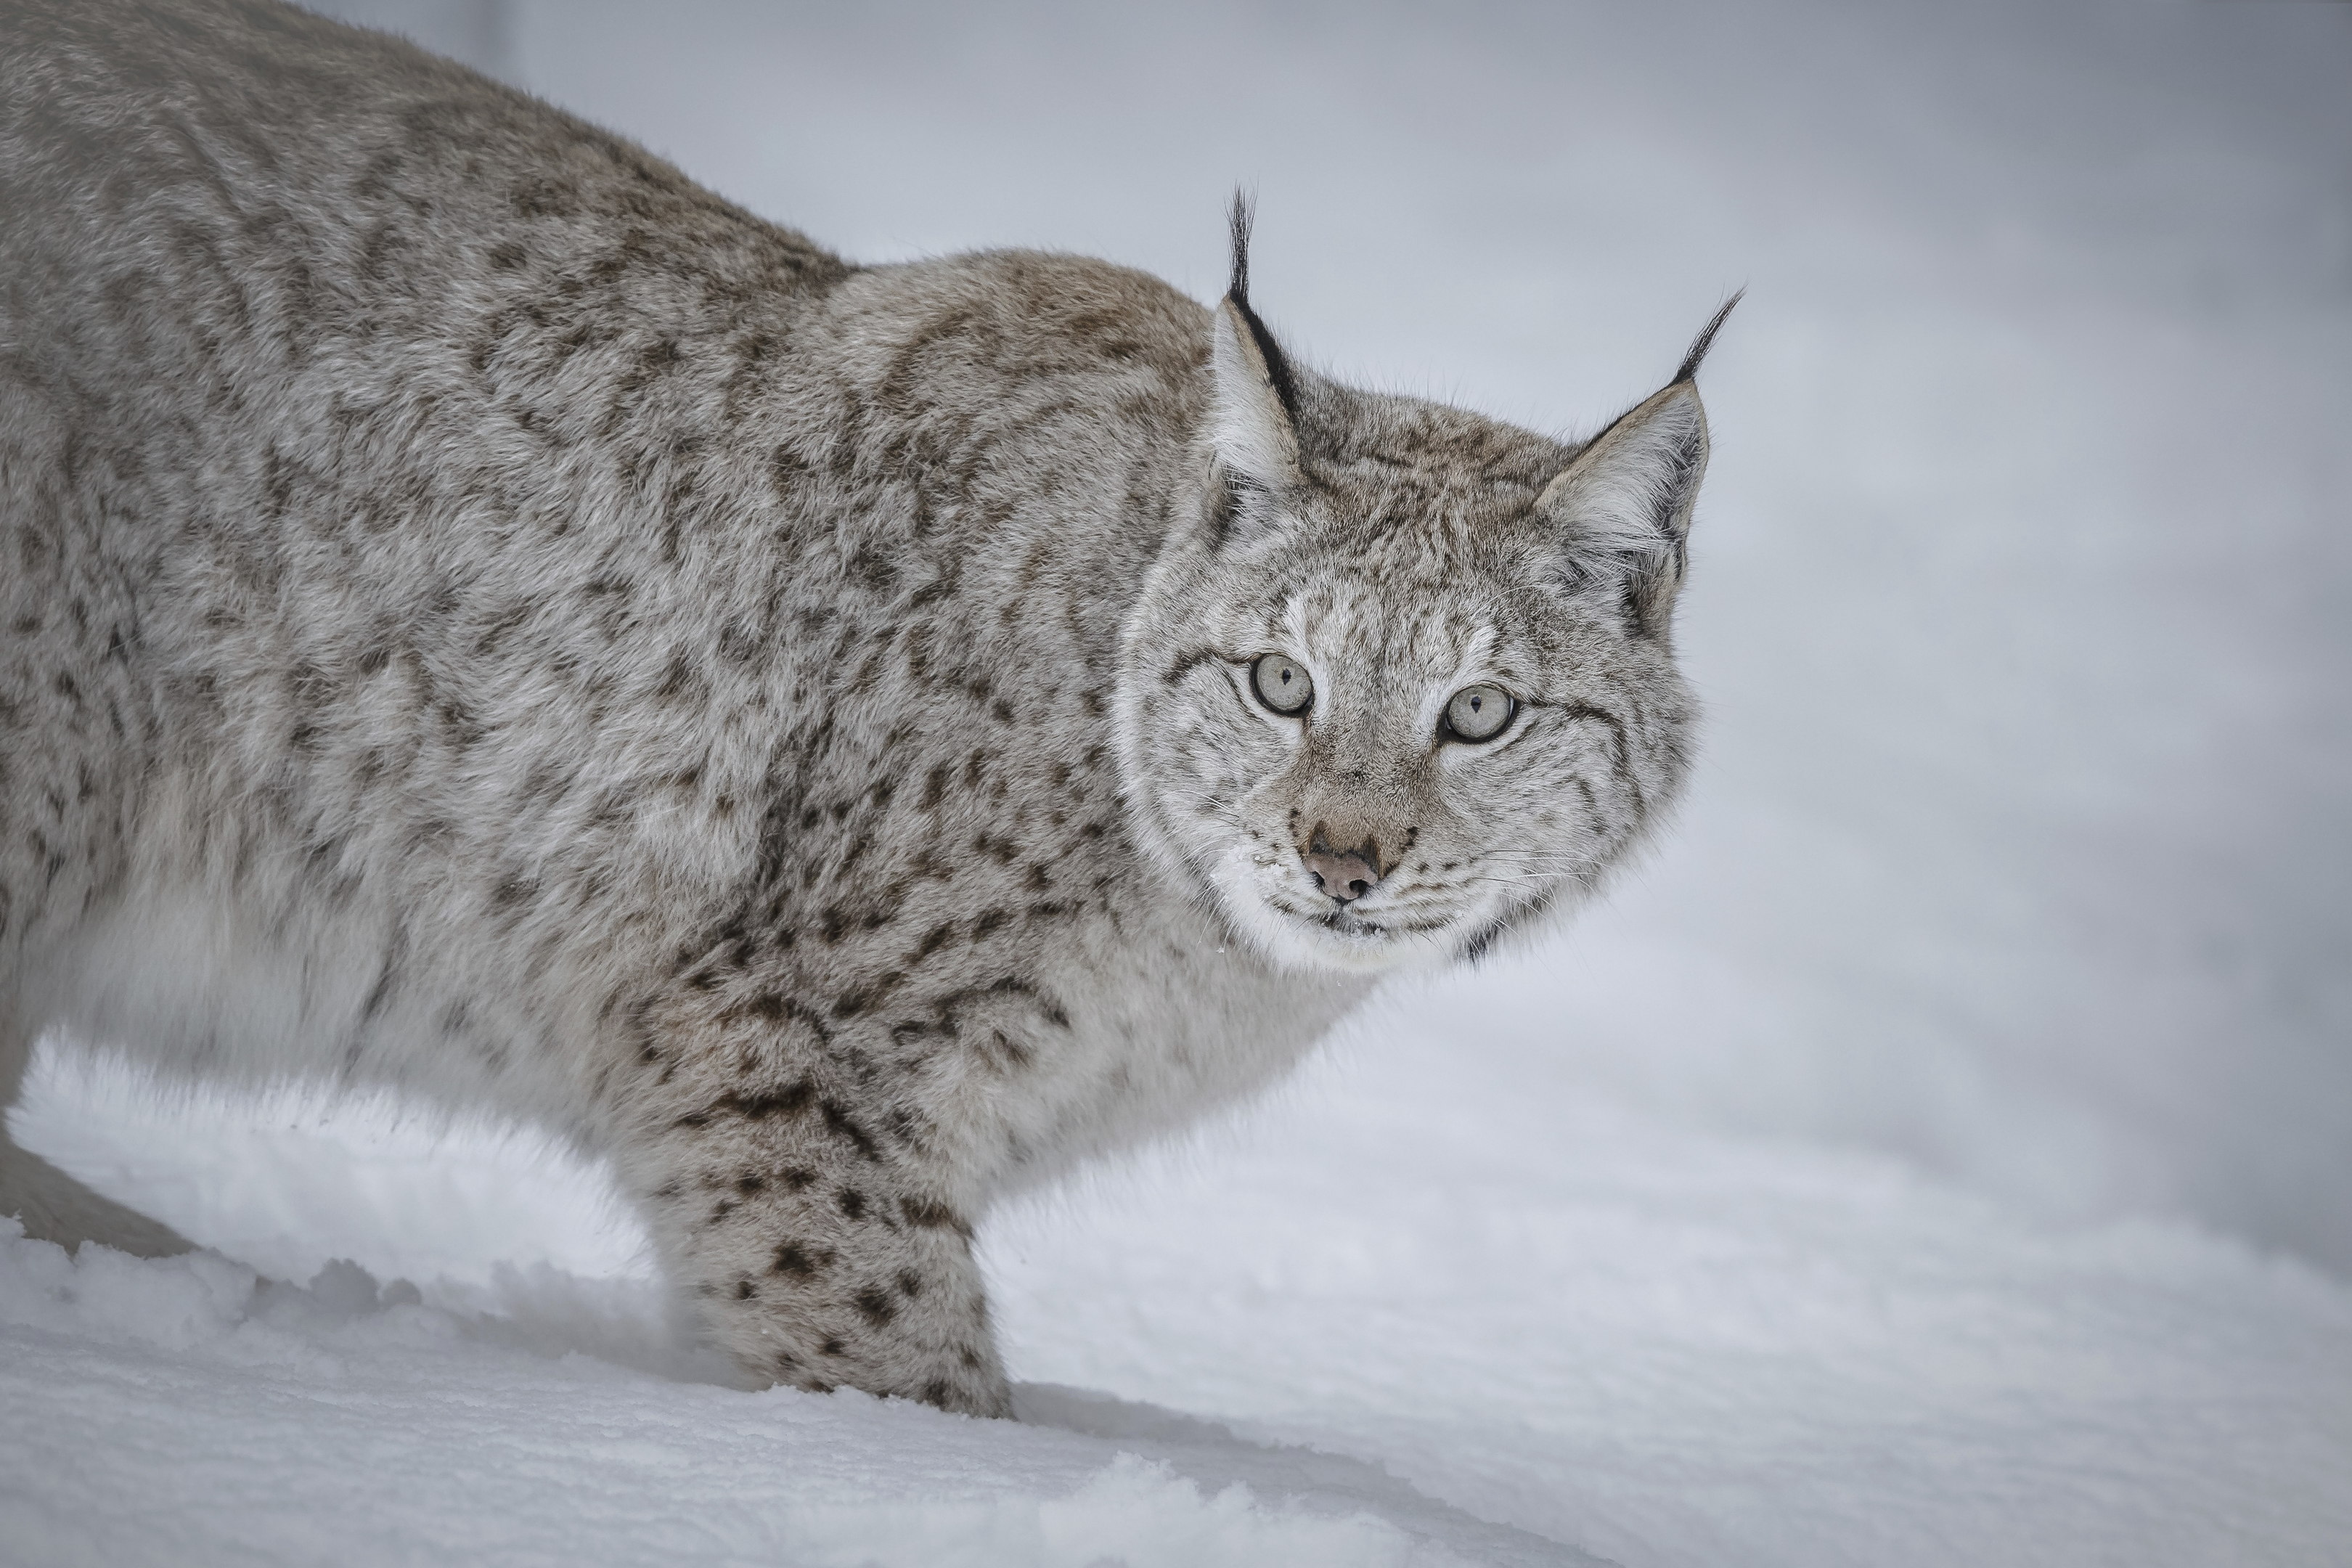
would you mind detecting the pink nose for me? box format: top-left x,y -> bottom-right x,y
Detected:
1303,850 -> 1377,902
1301,833 -> 1382,903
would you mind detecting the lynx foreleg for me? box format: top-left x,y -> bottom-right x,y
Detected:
624,1088 -> 1010,1418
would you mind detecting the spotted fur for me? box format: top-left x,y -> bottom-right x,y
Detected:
0,0 -> 1724,1416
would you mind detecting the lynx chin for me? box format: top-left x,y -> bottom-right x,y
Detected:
0,0 -> 1734,1417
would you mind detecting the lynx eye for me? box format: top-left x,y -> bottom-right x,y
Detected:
1443,683 -> 1514,743
1251,654 -> 1313,716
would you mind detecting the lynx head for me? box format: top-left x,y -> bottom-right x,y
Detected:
1114,202 -> 1734,974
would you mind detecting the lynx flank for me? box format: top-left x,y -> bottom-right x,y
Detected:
0,0 -> 1730,1416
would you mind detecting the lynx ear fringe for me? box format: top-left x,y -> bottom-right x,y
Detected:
1226,191 -> 1254,309
1539,289 -> 1738,560
1674,289 -> 1744,386
1225,191 -> 1302,421
1207,192 -> 1308,502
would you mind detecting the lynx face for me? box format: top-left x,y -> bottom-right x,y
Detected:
1116,277 -> 1724,974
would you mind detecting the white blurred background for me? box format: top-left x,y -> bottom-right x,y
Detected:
23,0 -> 2351,1273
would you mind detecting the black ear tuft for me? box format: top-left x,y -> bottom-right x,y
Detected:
1222,189 -> 1302,421
1228,189 -> 1255,308
1673,290 -> 1744,385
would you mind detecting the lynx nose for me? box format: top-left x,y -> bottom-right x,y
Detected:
1300,826 -> 1382,904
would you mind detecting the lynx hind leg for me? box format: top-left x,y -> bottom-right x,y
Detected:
0,1021 -> 192,1259
631,1090 -> 1011,1418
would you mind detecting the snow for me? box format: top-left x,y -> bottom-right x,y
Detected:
0,1224 -> 1511,1568
10,1028 -> 2352,1567
7,2 -> 2350,1564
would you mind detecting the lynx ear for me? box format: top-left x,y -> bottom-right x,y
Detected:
1208,195 -> 1304,500
1538,380 -> 1710,563
1538,295 -> 1738,634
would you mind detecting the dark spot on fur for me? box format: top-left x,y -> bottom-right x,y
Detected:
901,1199 -> 973,1239
726,992 -> 835,1047
819,1099 -> 881,1160
838,1189 -> 867,1220
678,1077 -> 816,1128
852,1286 -> 896,1326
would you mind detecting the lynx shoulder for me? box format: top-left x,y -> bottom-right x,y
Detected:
0,0 -> 1728,1414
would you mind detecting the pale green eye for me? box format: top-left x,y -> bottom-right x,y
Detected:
1251,654 -> 1313,716
1445,684 -> 1514,743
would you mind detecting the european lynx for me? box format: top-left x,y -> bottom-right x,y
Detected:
0,0 -> 1728,1415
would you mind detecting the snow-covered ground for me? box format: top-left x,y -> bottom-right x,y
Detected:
10,1023 -> 2351,1567
7,4 -> 2349,1564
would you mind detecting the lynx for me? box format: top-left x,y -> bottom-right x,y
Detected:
0,0 -> 1729,1416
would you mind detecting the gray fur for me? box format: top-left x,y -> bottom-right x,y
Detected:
0,0 -> 1720,1416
